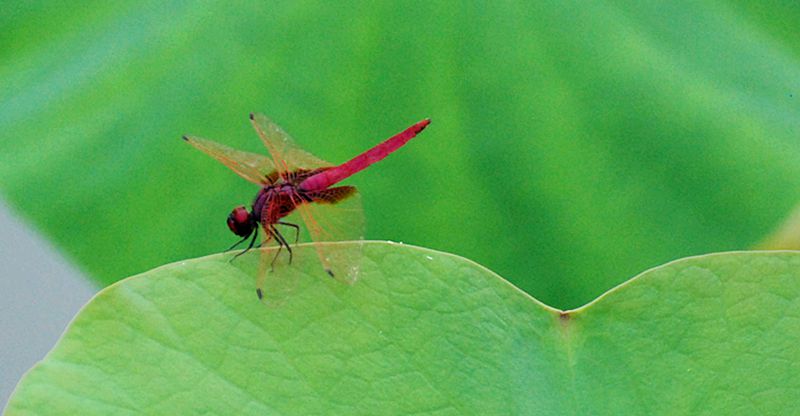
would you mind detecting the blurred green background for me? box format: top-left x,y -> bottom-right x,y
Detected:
1,1 -> 799,309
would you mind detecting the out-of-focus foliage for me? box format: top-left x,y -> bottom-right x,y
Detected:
7,246 -> 800,414
1,1 -> 799,308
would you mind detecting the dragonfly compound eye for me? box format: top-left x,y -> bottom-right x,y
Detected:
227,206 -> 254,237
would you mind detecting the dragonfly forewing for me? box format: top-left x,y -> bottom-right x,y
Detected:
249,113 -> 332,176
182,135 -> 276,185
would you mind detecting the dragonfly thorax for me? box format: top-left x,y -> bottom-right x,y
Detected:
226,183 -> 305,239
251,184 -> 310,226
231,169 -> 321,239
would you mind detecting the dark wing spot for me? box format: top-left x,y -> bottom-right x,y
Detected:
308,186 -> 357,205
264,170 -> 280,184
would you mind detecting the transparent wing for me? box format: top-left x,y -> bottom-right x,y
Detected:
183,135 -> 277,185
253,229 -> 302,307
228,243 -> 301,308
292,186 -> 364,284
249,113 -> 332,176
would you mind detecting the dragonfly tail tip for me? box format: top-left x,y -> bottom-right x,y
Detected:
417,119 -> 431,132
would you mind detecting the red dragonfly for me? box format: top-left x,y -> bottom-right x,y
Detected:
183,113 -> 430,298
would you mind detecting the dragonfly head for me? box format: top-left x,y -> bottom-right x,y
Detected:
227,206 -> 255,237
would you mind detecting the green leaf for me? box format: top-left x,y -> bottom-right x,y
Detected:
3,2 -> 800,308
6,243 -> 800,415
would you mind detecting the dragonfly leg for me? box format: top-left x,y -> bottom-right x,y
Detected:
269,231 -> 283,272
278,221 -> 300,244
226,235 -> 250,252
229,227 -> 259,263
271,225 -> 293,265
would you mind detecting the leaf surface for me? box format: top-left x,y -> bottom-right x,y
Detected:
6,244 -> 800,415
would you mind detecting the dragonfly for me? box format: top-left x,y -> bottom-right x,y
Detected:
183,113 -> 430,299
